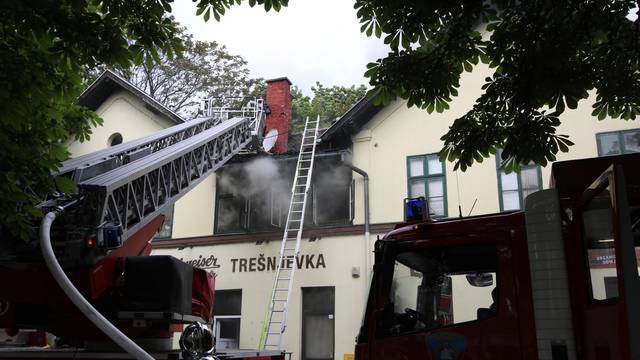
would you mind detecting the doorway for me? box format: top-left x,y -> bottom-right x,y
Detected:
302,287 -> 335,360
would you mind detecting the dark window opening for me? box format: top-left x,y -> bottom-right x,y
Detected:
214,157 -> 353,234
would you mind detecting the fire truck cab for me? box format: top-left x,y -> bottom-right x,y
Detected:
355,154 -> 640,360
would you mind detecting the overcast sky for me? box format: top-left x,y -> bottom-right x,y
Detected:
171,0 -> 389,96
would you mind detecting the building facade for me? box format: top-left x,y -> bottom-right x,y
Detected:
70,68 -> 638,360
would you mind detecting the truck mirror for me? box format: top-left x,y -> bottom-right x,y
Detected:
466,273 -> 494,287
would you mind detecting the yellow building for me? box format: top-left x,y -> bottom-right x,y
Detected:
72,68 -> 638,360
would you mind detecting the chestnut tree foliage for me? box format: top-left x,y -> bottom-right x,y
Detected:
355,0 -> 640,171
3,0 -> 638,239
0,0 -> 286,240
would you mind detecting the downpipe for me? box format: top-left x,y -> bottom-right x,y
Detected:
40,209 -> 154,360
340,159 -> 371,307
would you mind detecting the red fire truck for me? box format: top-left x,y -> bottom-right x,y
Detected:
355,154 -> 640,360
0,98 -> 285,360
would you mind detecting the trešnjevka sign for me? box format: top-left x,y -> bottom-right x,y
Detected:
178,253 -> 327,273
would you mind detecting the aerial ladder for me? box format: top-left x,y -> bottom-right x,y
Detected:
0,98 -> 283,360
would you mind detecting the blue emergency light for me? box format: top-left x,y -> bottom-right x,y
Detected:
404,197 -> 429,222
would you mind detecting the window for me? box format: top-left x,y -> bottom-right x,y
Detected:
379,244 -> 498,337
108,132 -> 123,147
214,159 -> 353,234
213,290 -> 242,350
496,150 -> 542,211
154,205 -> 174,239
597,129 -> 640,156
215,194 -> 247,233
310,163 -> 354,226
407,154 -> 446,217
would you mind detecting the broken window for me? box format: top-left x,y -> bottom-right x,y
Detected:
214,157 -> 353,234
310,162 -> 354,226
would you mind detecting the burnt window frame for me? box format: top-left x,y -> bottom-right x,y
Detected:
213,158 -> 355,234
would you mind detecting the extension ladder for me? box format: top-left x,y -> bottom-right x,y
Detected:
259,116 -> 321,350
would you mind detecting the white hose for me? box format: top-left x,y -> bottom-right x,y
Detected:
40,211 -> 155,360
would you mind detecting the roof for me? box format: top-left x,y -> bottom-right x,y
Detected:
319,89 -> 383,146
77,69 -> 186,124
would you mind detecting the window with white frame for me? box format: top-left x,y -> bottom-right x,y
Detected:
407,154 -> 447,217
496,150 -> 542,211
213,290 -> 242,350
597,129 -> 640,156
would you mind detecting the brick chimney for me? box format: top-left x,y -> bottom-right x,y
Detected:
264,77 -> 292,154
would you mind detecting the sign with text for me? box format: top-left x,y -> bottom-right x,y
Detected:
178,252 -> 327,274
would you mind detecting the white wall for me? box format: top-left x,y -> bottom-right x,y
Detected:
67,90 -> 174,157
152,232 -> 382,360
348,65 -> 639,223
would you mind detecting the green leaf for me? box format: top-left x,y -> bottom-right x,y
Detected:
426,101 -> 435,113
204,7 -> 211,21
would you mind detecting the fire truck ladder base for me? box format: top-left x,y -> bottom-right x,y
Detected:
259,116 -> 321,350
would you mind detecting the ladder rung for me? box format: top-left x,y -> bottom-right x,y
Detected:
275,288 -> 288,291
292,201 -> 304,204
277,278 -> 291,281
299,167 -> 310,170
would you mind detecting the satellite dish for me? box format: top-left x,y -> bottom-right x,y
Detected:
262,129 -> 278,152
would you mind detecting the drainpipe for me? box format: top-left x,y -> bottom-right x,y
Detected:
340,155 -> 371,306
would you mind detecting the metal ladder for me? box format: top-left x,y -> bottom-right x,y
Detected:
259,116 -> 321,350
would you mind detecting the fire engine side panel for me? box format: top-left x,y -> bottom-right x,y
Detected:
524,189 -> 576,360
